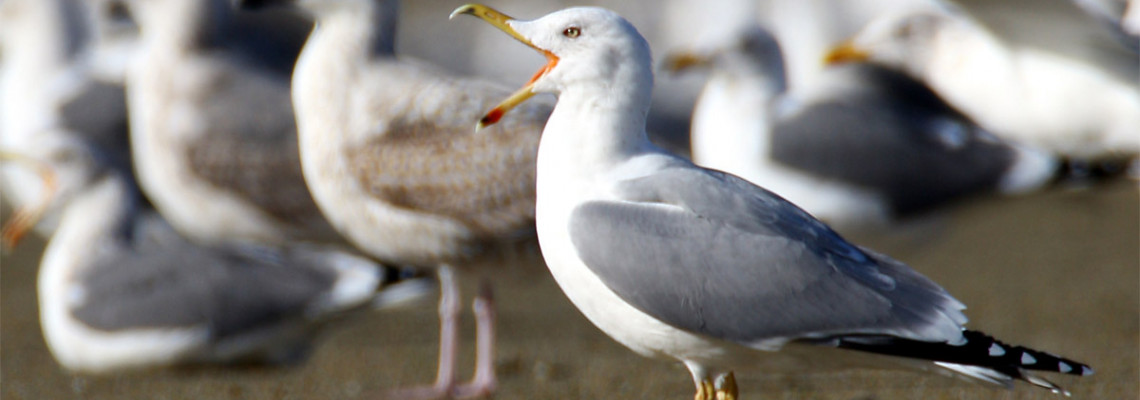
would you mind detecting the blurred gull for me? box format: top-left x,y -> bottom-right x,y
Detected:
123,0 -> 343,245
2,127 -> 385,374
664,26 -> 1057,229
828,5 -> 1140,160
239,0 -> 550,397
0,0 -> 134,241
456,4 -> 1092,399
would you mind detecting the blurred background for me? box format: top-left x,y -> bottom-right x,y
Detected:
2,0 -> 1138,398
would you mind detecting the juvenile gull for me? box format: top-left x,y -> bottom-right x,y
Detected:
239,0 -> 550,397
663,26 -> 1056,228
455,4 -> 1092,399
2,136 -> 384,374
827,6 -> 1140,161
124,0 -> 340,245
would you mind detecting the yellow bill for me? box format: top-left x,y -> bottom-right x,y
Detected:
451,4 -> 559,130
823,39 -> 870,65
0,151 -> 58,249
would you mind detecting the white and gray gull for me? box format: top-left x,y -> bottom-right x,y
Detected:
1,133 -> 384,374
826,5 -> 1140,161
453,4 -> 1092,399
662,25 -> 1056,229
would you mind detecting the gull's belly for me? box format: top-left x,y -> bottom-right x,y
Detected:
536,200 -> 737,365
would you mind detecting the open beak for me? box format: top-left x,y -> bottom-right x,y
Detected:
660,51 -> 713,75
0,151 -> 57,249
823,39 -> 870,65
450,4 -> 558,130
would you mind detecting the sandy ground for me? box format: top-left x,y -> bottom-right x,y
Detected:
2,180 -> 1136,400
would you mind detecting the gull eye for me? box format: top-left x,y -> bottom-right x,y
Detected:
563,26 -> 581,38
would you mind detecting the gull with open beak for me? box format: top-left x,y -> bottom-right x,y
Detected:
454,4 -> 1091,399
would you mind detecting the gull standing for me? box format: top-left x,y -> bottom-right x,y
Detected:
1,0 -> 143,243
0,0 -> 133,240
826,7 -> 1140,161
663,26 -> 1056,228
238,0 -> 550,397
124,0 -> 340,245
454,5 -> 1091,399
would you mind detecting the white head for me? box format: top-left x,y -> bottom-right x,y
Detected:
451,5 -> 653,129
662,25 -> 788,95
825,11 -> 967,78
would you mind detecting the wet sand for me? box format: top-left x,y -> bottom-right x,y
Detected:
2,180 -> 1136,400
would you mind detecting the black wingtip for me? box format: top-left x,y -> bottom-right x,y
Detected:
822,330 -> 1091,393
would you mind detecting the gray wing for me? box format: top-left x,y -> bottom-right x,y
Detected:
771,64 -> 1017,216
185,57 -> 340,241
569,162 -> 966,346
71,241 -> 340,340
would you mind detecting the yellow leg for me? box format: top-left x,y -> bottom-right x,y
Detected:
715,371 -> 738,400
695,378 -> 715,400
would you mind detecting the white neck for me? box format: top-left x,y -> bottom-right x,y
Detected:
1,0 -> 85,83
293,2 -> 396,123
537,81 -> 656,188
690,68 -> 781,172
292,4 -> 395,172
131,0 -> 228,53
1,0 -> 88,155
305,1 -> 397,60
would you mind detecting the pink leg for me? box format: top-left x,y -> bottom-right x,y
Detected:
453,279 -> 497,398
387,265 -> 461,399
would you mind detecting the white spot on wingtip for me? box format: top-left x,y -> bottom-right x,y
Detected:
1058,362 -> 1072,373
1021,352 -> 1037,365
988,343 -> 1005,356
1081,365 -> 1093,375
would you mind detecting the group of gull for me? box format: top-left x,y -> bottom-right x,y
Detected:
2,0 -> 1124,398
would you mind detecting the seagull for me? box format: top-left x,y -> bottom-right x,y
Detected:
1,0 -> 134,242
1,132 -> 385,374
237,0 -> 550,397
662,25 -> 1057,229
825,7 -> 1140,161
123,0 -> 342,245
454,4 -> 1092,399
1,0 -> 425,373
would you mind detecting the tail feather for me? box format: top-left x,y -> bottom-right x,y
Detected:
817,330 -> 1091,394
